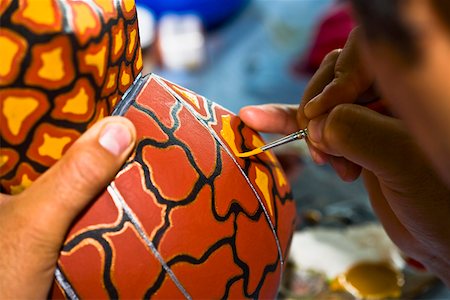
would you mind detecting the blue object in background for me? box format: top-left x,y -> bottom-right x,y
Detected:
136,0 -> 249,28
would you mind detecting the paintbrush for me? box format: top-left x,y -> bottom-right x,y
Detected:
236,129 -> 308,158
236,86 -> 382,158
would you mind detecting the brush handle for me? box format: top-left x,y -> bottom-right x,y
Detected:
260,128 -> 308,151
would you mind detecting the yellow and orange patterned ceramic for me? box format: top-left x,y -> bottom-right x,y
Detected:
0,0 -> 142,194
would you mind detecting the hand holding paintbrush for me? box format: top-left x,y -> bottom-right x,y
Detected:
237,86 -> 383,158
240,22 -> 450,289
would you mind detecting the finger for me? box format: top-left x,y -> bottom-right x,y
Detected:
298,48 -> 341,129
18,116 -> 136,245
329,156 -> 362,182
304,28 -> 374,120
308,104 -> 450,264
239,104 -> 299,135
297,49 -> 342,164
306,103 -> 413,177
310,147 -> 331,165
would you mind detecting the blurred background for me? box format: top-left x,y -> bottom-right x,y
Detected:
134,0 -> 449,298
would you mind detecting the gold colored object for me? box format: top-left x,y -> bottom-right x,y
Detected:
334,261 -> 404,299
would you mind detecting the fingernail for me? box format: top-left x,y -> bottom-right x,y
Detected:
308,116 -> 326,143
99,123 -> 133,156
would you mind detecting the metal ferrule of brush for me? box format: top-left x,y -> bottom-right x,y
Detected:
260,128 -> 308,152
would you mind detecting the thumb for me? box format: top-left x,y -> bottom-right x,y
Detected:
306,103 -> 416,179
20,116 -> 136,245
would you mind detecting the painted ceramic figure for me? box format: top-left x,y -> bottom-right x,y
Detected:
0,0 -> 296,298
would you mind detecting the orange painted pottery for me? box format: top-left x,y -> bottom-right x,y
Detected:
50,74 -> 297,298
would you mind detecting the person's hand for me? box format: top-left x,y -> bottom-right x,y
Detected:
240,27 -> 450,285
0,117 -> 136,298
241,28 -> 374,182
